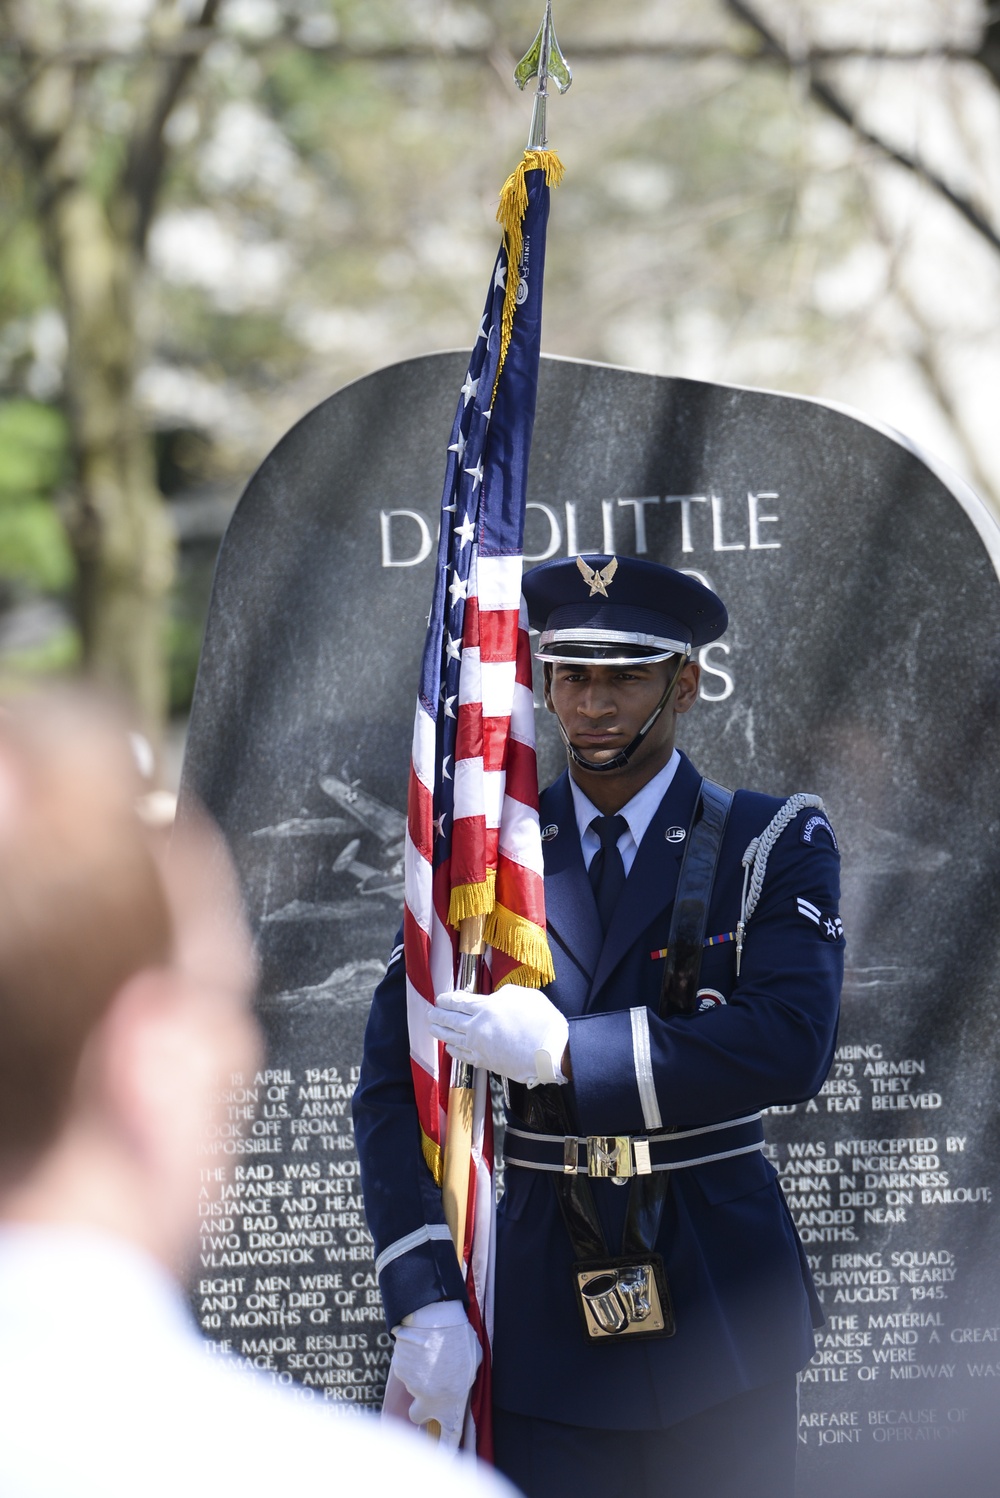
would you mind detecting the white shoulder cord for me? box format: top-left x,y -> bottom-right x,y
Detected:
736,794 -> 825,974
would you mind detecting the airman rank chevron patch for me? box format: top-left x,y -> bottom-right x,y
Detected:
797,897 -> 844,941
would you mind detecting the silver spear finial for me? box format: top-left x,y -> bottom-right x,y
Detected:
514,1 -> 572,151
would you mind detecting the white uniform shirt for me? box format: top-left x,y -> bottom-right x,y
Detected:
569,749 -> 681,876
0,1225 -> 515,1498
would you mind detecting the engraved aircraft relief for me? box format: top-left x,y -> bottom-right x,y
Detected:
253,774 -> 407,928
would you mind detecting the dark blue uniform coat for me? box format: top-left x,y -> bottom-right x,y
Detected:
353,751 -> 844,1431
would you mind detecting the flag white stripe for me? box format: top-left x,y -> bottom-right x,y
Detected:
481,660 -> 519,717
499,803 -> 546,874
453,760 -> 506,828
404,832 -> 434,935
458,646 -> 482,706
483,768 -> 504,828
411,703 -> 437,790
453,755 -> 484,820
406,978 -> 438,1075
508,680 -> 537,742
476,554 -> 524,610
429,907 -> 456,1001
470,1066 -> 496,1333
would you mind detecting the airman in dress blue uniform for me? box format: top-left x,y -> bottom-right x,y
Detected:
354,555 -> 844,1498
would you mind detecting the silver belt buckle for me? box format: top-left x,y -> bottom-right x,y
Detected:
587,1135 -> 633,1185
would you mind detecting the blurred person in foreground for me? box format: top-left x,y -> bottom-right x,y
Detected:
0,691 -> 514,1498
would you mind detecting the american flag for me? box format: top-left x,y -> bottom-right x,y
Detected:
403,152 -> 561,1456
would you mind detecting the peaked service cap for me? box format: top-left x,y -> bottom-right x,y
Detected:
522,553 -> 728,665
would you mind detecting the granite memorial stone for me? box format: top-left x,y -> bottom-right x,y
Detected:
181,351 -> 1000,1488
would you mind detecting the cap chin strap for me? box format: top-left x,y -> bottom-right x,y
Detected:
556,655 -> 690,775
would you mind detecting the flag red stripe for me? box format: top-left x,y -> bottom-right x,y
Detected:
481,715 -> 509,772
502,734 -> 540,807
461,594 -> 481,647
514,623 -> 534,688
402,908 -> 434,1004
407,763 -> 435,864
455,702 -> 483,762
450,819 -> 499,889
495,857 -> 547,928
477,606 -> 521,662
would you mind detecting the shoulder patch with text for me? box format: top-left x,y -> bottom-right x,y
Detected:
800,814 -> 838,851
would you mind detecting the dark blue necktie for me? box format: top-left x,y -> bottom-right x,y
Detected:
588,814 -> 628,933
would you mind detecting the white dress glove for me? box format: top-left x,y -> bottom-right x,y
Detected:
427,985 -> 569,1087
389,1300 -> 482,1448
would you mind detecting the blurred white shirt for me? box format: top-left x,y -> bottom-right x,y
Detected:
0,1226 -> 515,1498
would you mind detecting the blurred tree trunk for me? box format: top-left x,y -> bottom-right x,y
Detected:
3,0 -> 219,741
51,183 -> 175,736
8,52 -> 172,738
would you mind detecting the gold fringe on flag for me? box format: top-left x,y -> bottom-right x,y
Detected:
493,963 -> 538,990
448,880 -> 555,988
421,1127 -> 444,1187
447,869 -> 497,929
493,148 -> 565,398
485,903 -> 556,989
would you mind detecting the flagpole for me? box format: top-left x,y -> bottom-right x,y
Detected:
442,915 -> 485,1261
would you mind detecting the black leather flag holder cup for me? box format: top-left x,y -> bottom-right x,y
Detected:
518,780 -> 732,1343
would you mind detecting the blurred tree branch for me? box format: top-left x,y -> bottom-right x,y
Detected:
123,0 -> 222,253
867,187 -> 1000,513
724,0 -> 1000,257
5,11 -> 997,272
0,37 -> 988,80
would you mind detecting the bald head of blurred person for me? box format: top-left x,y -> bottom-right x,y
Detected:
0,690 -> 260,1267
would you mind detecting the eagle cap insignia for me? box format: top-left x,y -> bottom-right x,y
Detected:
576,554 -> 618,598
